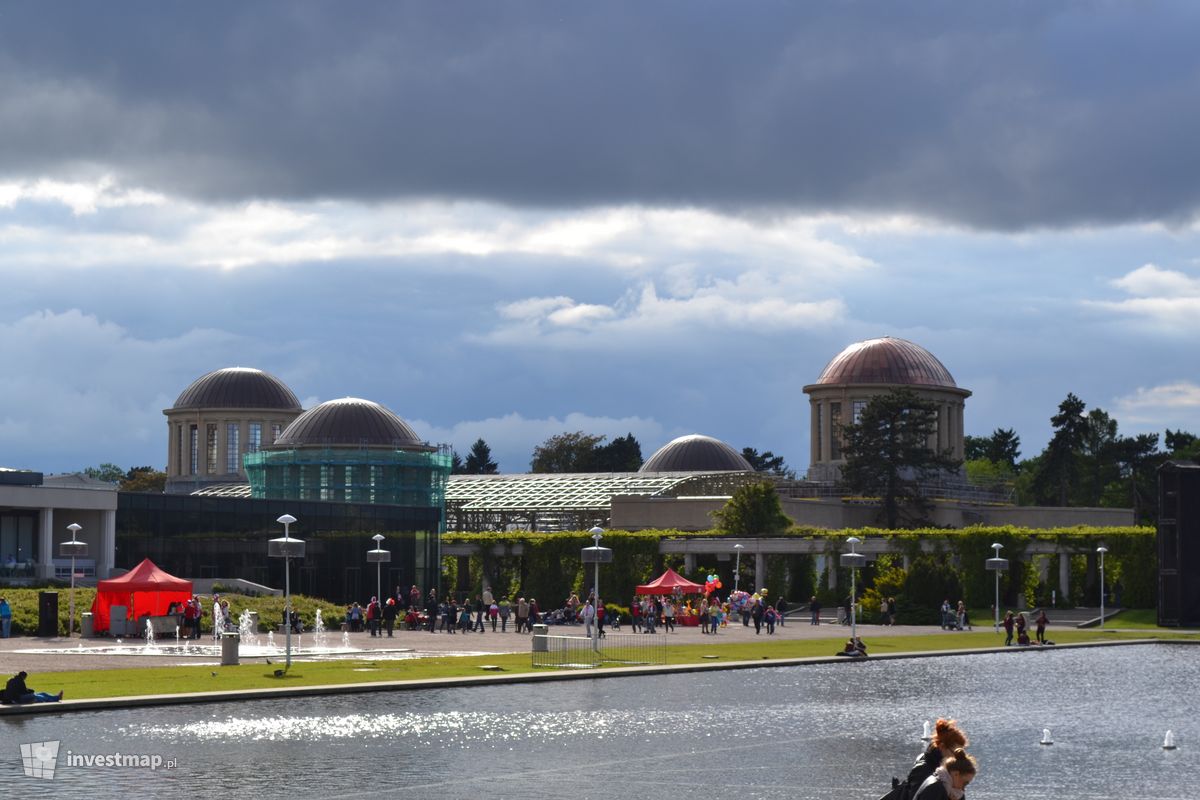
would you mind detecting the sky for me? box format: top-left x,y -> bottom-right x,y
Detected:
2,2 -> 1199,475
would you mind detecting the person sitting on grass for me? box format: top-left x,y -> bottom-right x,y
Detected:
4,671 -> 62,703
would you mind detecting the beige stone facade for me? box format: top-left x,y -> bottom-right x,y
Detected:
803,382 -> 971,482
163,408 -> 301,494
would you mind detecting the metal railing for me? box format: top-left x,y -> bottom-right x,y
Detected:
532,632 -> 668,669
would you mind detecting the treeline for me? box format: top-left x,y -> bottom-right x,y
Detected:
966,393 -> 1199,523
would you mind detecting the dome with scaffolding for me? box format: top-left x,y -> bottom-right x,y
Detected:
272,398 -> 429,450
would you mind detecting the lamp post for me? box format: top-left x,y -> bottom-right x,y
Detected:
986,543 -> 1009,634
733,543 -> 745,594
268,514 -> 305,668
367,533 -> 390,608
1097,545 -> 1108,629
582,526 -> 611,653
60,523 -> 88,637
840,536 -> 866,644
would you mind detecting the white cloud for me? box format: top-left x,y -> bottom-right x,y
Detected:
0,309 -> 245,470
0,179 -> 878,276
1085,263 -> 1200,330
407,411 -> 669,473
1114,382 -> 1200,425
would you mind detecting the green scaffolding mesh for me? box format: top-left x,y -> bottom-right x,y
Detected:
244,445 -> 452,510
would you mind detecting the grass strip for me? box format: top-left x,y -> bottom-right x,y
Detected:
23,628 -> 1197,701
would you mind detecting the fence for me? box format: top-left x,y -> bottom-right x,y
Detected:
532,632 -> 668,669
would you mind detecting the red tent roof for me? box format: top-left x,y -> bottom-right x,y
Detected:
90,558 -> 193,633
636,567 -> 705,595
97,558 -> 193,592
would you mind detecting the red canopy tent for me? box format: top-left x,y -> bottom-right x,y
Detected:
635,567 -> 705,595
90,558 -> 193,633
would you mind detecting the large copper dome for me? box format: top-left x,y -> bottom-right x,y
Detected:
172,367 -> 302,410
814,337 -> 958,388
272,398 -> 428,449
640,434 -> 753,473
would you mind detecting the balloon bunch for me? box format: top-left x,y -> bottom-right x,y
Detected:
704,573 -> 723,594
728,590 -> 751,612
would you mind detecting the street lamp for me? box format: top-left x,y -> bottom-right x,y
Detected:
986,543 -> 1009,634
733,543 -> 745,594
582,526 -> 612,653
840,536 -> 866,645
60,523 -> 88,637
1097,545 -> 1108,629
367,533 -> 390,609
268,514 -> 305,668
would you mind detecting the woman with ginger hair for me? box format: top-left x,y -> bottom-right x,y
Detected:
913,747 -> 977,800
900,718 -> 969,799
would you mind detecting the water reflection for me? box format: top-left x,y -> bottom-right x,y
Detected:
4,644 -> 1196,799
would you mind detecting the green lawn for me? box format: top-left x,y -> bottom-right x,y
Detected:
1107,608 -> 1164,629
26,627 -> 1196,701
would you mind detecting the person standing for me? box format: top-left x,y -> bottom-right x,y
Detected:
810,595 -> 821,625
516,597 -> 529,633
699,598 -> 710,634
940,598 -> 952,630
473,595 -> 487,633
1002,611 -> 1015,646
425,589 -> 439,633
662,598 -> 675,633
887,597 -> 897,626
630,596 -> 642,633
776,596 -> 787,627
1036,610 -> 1049,644
582,599 -> 596,638
366,596 -> 381,637
382,598 -> 397,637
498,597 -> 511,632
751,599 -> 764,634
0,596 -> 11,638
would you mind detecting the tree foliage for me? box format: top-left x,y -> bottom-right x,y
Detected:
711,481 -> 792,536
82,463 -> 125,483
120,466 -> 166,493
529,431 -> 642,473
964,428 -> 1021,470
463,438 -> 499,474
741,447 -> 796,479
839,389 -> 961,529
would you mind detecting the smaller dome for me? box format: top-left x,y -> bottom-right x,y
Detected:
272,398 -> 428,449
640,434 -> 753,473
814,337 -> 958,388
173,367 -> 301,410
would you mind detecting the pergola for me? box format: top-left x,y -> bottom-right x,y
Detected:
444,471 -> 759,532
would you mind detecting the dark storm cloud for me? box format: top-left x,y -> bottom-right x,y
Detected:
3,1 -> 1199,229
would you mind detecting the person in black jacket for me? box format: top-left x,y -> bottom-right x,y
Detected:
912,747 -> 976,800
4,671 -> 62,703
900,718 -> 968,800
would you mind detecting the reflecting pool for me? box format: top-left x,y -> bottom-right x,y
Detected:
3,643 -> 1196,799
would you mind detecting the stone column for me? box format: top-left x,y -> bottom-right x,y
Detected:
755,552 -> 767,592
684,553 -> 696,575
39,507 -> 54,579
825,553 -> 837,590
1059,552 -> 1070,604
100,509 -> 117,578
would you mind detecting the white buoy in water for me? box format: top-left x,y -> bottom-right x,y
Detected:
921,720 -> 933,741
1163,731 -> 1177,750
1040,728 -> 1054,746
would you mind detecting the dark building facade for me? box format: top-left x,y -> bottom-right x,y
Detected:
117,492 -> 441,603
